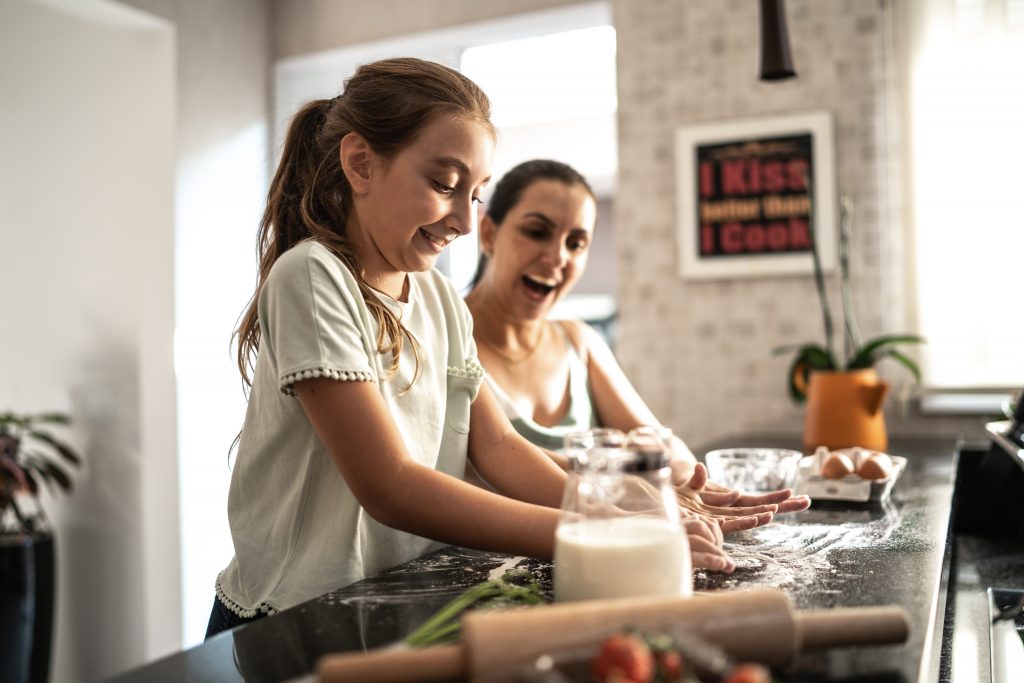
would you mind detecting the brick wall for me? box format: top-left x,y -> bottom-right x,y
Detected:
611,0 -> 914,449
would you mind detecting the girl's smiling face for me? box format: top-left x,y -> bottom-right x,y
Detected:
346,114 -> 494,295
480,179 -> 597,320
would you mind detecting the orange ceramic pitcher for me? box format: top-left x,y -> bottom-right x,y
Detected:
800,368 -> 890,452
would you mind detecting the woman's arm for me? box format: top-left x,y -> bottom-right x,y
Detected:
569,320 -> 810,521
566,320 -> 697,477
294,377 -> 559,559
568,319 -> 659,433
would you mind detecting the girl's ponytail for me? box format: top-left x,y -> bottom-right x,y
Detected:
235,98 -> 345,387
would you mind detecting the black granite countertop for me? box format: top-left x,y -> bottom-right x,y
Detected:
104,435 -> 962,683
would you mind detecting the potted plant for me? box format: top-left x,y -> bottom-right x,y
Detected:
1,411 -> 81,683
774,195 -> 924,451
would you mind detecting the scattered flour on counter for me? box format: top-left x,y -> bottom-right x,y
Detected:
488,555 -> 528,582
696,507 -> 904,591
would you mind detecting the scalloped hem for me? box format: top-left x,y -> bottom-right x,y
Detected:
279,367 -> 375,396
448,358 -> 485,380
215,574 -> 278,619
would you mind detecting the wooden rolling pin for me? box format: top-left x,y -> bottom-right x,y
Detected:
317,588 -> 909,682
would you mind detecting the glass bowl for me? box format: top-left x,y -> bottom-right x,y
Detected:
703,448 -> 803,493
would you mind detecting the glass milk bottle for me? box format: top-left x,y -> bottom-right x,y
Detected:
554,427 -> 692,602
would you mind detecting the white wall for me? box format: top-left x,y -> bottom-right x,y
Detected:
272,0 -> 590,59
123,0 -> 272,650
0,1 -> 176,680
2,0 -> 272,677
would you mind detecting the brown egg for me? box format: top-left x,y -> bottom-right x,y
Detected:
821,452 -> 856,479
857,452 -> 894,480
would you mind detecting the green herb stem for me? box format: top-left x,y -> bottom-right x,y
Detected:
404,569 -> 543,648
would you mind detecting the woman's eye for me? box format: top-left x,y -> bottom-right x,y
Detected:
568,239 -> 589,252
472,196 -> 484,206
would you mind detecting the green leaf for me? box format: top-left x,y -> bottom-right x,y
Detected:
24,458 -> 55,492
0,413 -> 28,430
29,430 -> 82,465
21,469 -> 39,496
44,462 -> 73,492
784,344 -> 839,404
846,334 -> 925,370
30,413 -> 72,426
797,345 -> 839,369
877,348 -> 922,382
786,355 -> 808,404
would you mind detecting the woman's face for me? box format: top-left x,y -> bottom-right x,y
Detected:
481,179 -> 597,320
351,114 -> 494,287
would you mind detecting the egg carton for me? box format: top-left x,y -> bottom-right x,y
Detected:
794,447 -> 907,503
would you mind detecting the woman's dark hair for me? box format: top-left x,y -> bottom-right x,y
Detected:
235,58 -> 493,390
471,159 -> 595,288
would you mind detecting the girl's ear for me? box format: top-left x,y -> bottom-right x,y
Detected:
340,132 -> 373,195
479,214 -> 498,257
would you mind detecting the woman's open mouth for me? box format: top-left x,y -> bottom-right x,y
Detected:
521,275 -> 556,301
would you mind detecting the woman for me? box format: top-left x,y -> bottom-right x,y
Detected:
465,160 -> 809,526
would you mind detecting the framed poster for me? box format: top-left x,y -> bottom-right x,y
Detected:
675,111 -> 836,279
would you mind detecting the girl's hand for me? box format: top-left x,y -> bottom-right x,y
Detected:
683,516 -> 735,572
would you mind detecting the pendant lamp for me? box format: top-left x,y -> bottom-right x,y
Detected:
759,0 -> 796,81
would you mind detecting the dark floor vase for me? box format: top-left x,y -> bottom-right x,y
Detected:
0,532 -> 54,683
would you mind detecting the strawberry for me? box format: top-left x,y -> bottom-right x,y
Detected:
655,649 -> 684,681
723,662 -> 773,683
593,634 -> 655,683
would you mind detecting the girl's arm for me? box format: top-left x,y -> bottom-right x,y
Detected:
464,381 -> 568,505
468,382 -> 734,571
294,378 -> 560,559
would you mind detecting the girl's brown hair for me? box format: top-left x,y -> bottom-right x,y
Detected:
235,58 -> 493,389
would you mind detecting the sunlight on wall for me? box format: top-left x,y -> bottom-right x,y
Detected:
175,122 -> 265,646
910,8 -> 1024,387
460,25 -> 617,128
455,22 -> 619,294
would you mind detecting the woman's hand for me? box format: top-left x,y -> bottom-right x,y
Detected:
676,463 -> 811,533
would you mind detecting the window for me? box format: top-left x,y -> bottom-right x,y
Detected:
903,0 -> 1024,390
460,25 -> 617,128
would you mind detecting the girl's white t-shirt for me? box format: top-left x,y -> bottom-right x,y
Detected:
216,241 -> 483,617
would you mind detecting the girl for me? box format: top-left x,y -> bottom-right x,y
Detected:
464,160 -> 810,524
208,60 -> 734,639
